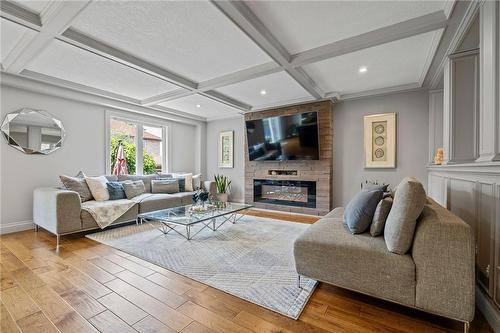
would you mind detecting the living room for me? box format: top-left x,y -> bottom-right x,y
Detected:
1,1 -> 499,333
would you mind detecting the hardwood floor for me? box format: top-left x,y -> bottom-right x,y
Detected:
0,210 -> 493,333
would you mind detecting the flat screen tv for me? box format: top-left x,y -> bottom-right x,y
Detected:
245,111 -> 319,161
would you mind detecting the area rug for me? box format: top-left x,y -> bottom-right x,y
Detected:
86,215 -> 317,319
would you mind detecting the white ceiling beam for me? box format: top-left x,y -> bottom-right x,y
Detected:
211,0 -> 324,99
142,61 -> 282,106
291,11 -> 448,67
202,90 -> 252,111
3,1 -> 91,73
0,1 -> 41,30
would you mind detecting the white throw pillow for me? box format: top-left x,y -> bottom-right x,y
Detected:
85,176 -> 110,201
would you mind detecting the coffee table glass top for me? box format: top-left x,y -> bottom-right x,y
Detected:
138,202 -> 253,226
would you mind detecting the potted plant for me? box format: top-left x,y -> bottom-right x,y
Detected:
214,174 -> 231,202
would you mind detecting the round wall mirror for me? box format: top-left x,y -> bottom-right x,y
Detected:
1,108 -> 65,155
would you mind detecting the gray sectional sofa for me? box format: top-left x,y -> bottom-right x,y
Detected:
294,197 -> 475,331
33,174 -> 216,246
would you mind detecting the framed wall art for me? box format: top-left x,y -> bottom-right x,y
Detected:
364,113 -> 396,168
218,130 -> 234,168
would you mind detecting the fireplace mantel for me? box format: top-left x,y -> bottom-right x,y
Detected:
244,100 -> 334,216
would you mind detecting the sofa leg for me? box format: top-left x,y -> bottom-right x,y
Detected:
297,275 -> 301,289
56,235 -> 60,252
463,322 -> 470,333
34,225 -> 39,232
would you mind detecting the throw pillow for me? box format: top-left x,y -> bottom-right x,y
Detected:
172,173 -> 193,192
117,174 -> 158,193
85,176 -> 110,201
151,179 -> 179,194
344,189 -> 383,234
122,180 -> 146,199
370,197 -> 393,237
107,182 -> 126,200
60,171 -> 93,202
384,177 -> 427,254
192,174 -> 202,190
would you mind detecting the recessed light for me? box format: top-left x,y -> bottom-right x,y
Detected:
196,104 -> 201,108
359,66 -> 368,73
260,89 -> 267,95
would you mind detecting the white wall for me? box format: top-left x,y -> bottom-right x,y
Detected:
0,85 -> 202,232
205,90 -> 429,208
206,116 -> 245,202
334,90 -> 429,206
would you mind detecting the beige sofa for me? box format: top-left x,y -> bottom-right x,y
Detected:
294,198 -> 475,331
33,174 -> 216,246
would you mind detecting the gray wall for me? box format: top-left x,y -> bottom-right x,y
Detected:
334,90 -> 429,206
205,90 -> 429,208
206,116 -> 245,202
0,85 -> 201,230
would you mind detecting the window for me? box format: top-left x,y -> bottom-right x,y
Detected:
108,115 -> 167,175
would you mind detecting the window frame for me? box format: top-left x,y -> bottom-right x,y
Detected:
105,110 -> 170,175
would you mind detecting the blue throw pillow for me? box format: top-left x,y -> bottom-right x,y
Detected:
344,189 -> 383,234
107,182 -> 126,200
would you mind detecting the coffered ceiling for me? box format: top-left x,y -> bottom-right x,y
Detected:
1,0 -> 451,121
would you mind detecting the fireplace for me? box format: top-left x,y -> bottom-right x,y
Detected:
253,179 -> 316,208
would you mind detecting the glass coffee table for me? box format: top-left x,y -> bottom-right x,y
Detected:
137,202 -> 253,240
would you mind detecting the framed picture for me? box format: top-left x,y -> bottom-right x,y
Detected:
364,113 -> 396,168
218,130 -> 234,168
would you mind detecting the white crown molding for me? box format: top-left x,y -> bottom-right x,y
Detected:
291,11 -> 448,68
250,96 -> 316,112
206,113 -> 244,122
330,83 -> 423,102
1,71 -> 207,125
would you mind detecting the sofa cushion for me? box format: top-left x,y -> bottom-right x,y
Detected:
151,179 -> 179,194
384,177 -> 426,254
294,207 -> 415,306
137,194 -> 183,213
123,180 -> 146,199
60,172 -> 93,202
85,176 -> 110,201
81,203 -> 138,229
344,189 -> 383,234
107,182 -> 126,200
370,197 -> 393,237
117,174 -> 158,193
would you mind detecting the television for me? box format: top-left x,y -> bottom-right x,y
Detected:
245,111 -> 319,161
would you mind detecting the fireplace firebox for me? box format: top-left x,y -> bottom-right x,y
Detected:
253,179 -> 316,208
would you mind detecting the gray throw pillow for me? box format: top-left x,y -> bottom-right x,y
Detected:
122,180 -> 146,199
370,197 -> 393,237
384,177 -> 427,254
151,179 -> 179,194
60,171 -> 93,202
117,174 -> 157,193
344,189 -> 383,234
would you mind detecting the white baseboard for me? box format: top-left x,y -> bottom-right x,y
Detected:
476,286 -> 500,332
0,220 -> 34,234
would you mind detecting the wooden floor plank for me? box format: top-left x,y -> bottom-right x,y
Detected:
64,254 -> 116,284
89,256 -> 125,274
16,311 -> 60,333
116,269 -> 187,308
133,315 -> 177,333
59,267 -> 112,299
104,253 -> 156,277
105,278 -> 193,331
233,310 -> 297,333
61,289 -> 106,319
89,310 -> 137,333
97,292 -> 148,325
180,321 -> 218,333
0,286 -> 40,321
178,301 -> 253,333
1,301 -> 21,333
0,264 -> 17,291
182,288 -> 240,320
147,271 -> 194,295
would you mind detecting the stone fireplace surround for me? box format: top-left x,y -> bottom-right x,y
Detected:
244,100 -> 334,216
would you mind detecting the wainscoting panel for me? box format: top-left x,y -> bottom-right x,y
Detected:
428,164 -> 500,327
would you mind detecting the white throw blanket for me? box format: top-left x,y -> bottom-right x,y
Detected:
81,199 -> 136,229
